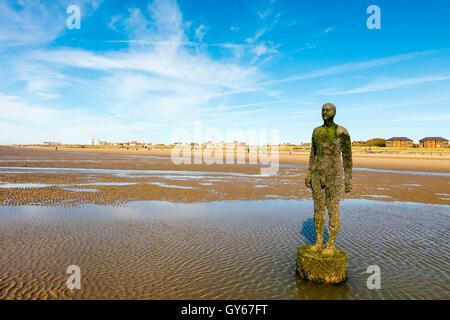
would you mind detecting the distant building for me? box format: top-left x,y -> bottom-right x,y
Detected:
90,138 -> 108,146
203,141 -> 226,148
419,137 -> 448,148
299,142 -> 311,147
386,137 -> 413,148
231,141 -> 246,147
43,141 -> 61,146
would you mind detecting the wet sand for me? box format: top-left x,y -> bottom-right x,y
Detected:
0,146 -> 449,300
22,145 -> 450,173
0,200 -> 448,299
0,146 -> 448,206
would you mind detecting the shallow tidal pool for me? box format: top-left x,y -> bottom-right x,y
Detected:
0,199 -> 448,299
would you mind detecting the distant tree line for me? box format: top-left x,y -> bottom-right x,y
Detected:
363,138 -> 386,147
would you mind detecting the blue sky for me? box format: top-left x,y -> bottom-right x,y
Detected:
0,0 -> 449,144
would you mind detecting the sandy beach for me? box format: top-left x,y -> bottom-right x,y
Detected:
0,200 -> 448,299
0,146 -> 448,206
22,145 -> 450,172
0,146 -> 449,300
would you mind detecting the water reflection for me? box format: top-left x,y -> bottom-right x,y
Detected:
0,199 -> 448,299
0,166 -> 267,177
301,218 -> 329,245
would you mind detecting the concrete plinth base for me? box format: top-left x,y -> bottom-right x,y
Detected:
296,244 -> 348,284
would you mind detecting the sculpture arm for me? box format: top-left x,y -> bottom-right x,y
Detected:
341,129 -> 353,192
305,132 -> 315,188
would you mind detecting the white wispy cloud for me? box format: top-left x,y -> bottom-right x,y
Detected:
264,50 -> 441,85
0,0 -> 102,49
194,24 -> 207,42
17,0 -> 265,121
200,100 -> 288,112
324,75 -> 450,95
107,15 -> 122,30
294,42 -> 317,52
14,63 -> 69,99
1,0 -> 448,144
257,9 -> 273,19
287,20 -> 296,27
370,114 -> 450,123
0,93 -> 58,122
246,0 -> 280,45
30,46 -> 260,89
0,92 -> 167,144
251,42 -> 279,56
256,0 -> 277,20
246,28 -> 267,44
0,0 -> 65,48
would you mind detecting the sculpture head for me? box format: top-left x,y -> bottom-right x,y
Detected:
322,103 -> 336,123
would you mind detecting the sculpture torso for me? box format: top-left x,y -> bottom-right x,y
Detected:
310,123 -> 351,187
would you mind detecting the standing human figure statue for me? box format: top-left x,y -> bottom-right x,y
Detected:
305,103 -> 352,255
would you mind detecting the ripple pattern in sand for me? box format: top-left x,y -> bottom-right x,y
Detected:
0,200 -> 448,299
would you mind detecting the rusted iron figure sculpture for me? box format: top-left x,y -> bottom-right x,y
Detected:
297,103 -> 352,283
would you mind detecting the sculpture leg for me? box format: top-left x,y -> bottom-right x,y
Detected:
310,180 -> 325,251
323,184 -> 341,254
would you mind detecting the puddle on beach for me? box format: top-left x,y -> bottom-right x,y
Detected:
83,182 -> 138,186
62,188 -> 100,193
148,182 -> 196,189
0,199 -> 448,300
1,164 -> 449,206
2,165 -> 449,177
354,168 -> 450,177
0,167 -> 267,177
362,194 -> 392,199
0,182 -> 139,189
0,183 -> 53,188
0,181 -> 195,191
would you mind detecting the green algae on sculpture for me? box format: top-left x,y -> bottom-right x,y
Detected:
298,102 -> 352,283
297,245 -> 348,284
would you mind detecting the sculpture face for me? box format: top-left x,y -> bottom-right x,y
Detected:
322,103 -> 336,122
